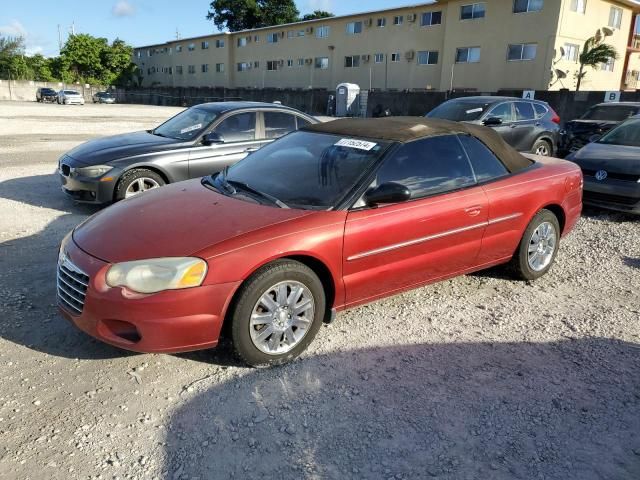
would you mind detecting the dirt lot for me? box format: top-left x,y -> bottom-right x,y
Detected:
0,101 -> 639,480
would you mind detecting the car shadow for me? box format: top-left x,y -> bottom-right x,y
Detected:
164,338 -> 640,480
623,256 -> 640,269
582,206 -> 640,223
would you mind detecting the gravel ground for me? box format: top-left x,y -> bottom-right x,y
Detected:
0,101 -> 639,480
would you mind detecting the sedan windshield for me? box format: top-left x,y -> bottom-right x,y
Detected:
581,105 -> 638,121
427,101 -> 490,121
64,90 -> 79,95
220,131 -> 390,209
153,107 -> 218,140
598,118 -> 640,147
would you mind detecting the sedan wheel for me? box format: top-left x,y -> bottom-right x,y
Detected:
527,221 -> 557,271
231,260 -> 325,367
510,209 -> 560,280
125,177 -> 160,198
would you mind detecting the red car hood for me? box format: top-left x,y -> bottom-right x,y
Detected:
72,179 -> 312,263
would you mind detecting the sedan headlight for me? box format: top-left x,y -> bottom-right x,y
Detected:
106,257 -> 207,294
75,165 -> 113,178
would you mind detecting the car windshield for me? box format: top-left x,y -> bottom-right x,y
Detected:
152,107 -> 218,140
598,118 -> 640,147
426,101 -> 491,121
219,131 -> 390,210
99,92 -> 112,97
64,90 -> 79,95
581,105 -> 638,121
43,89 -> 55,93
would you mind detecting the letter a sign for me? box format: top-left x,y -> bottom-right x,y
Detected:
522,90 -> 535,100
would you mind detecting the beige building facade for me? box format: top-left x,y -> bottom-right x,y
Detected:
133,0 -> 640,92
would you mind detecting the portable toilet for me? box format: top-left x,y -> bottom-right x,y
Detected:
335,83 -> 360,117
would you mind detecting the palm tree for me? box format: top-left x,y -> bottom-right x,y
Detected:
575,29 -> 618,91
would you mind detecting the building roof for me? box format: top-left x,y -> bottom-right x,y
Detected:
302,117 -> 533,173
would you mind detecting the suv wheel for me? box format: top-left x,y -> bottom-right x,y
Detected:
532,138 -> 552,156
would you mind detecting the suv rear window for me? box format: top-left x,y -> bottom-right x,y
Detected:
533,103 -> 547,119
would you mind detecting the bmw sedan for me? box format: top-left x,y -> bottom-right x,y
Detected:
58,102 -> 318,204
566,116 -> 640,214
426,96 -> 560,156
57,117 -> 582,367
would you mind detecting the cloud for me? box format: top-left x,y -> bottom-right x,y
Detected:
0,19 -> 28,38
304,0 -> 333,12
112,0 -> 135,17
0,19 -> 48,56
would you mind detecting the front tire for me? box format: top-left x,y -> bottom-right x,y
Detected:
114,168 -> 165,201
230,260 -> 325,367
510,209 -> 560,280
532,138 -> 552,157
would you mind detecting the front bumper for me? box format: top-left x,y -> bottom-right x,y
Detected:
57,236 -> 241,353
582,177 -> 640,215
58,160 -> 119,204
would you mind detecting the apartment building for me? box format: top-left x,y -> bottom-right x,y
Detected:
133,0 -> 640,92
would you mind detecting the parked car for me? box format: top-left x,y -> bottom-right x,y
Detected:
426,96 -> 560,156
57,117 -> 582,366
57,90 -> 85,105
36,87 -> 57,103
566,115 -> 640,215
92,91 -> 116,104
58,102 -> 318,204
559,102 -> 640,156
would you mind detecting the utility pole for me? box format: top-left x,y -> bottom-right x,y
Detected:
58,24 -> 63,53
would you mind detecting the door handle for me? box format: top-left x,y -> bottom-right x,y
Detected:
244,147 -> 259,153
464,206 -> 482,217
509,124 -> 517,128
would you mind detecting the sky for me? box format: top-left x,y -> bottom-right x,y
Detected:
0,0 -> 424,57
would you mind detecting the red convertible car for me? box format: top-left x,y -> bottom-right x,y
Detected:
57,118 -> 583,366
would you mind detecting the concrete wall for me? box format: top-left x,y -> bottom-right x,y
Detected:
0,79 -> 104,102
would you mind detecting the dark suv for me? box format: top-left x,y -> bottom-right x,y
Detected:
426,96 -> 560,156
559,102 -> 640,156
36,87 -> 57,103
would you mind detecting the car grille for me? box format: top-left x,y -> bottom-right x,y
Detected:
57,257 -> 89,315
582,168 -> 640,183
583,191 -> 640,206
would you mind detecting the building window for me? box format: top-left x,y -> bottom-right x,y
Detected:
202,64 -> 209,73
254,61 -> 260,68
188,65 -> 195,74
456,47 -> 481,63
147,49 -> 152,57
287,30 -> 294,39
175,45 -> 182,53
267,60 -> 279,71
315,57 -> 329,69
346,21 -> 363,35
461,3 -> 486,20
188,43 -> 195,51
201,41 -> 209,49
176,66 -> 183,74
298,58 -> 305,66
216,39 -> 225,48
267,33 -> 278,43
345,55 -> 360,68
237,37 -> 247,47
393,15 -> 403,25
168,67 -> 173,75
601,57 -> 615,72
513,0 -> 543,13
391,52 -> 400,62
237,62 -> 250,72
417,50 -> 439,65
297,30 -> 305,37
377,18 -> 386,27
374,53 -> 384,63
563,43 -> 579,62
135,51 -> 141,58
608,6 -> 622,29
254,35 -> 260,42
507,43 -> 537,61
287,59 -> 293,67
216,63 -> 225,73
570,0 -> 586,13
316,26 -> 330,38
421,11 -> 442,26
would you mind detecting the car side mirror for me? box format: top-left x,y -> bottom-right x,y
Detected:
202,132 -> 224,145
364,182 -> 411,206
483,117 -> 503,126
588,133 -> 602,143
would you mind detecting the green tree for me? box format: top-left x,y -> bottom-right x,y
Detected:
26,54 -> 55,81
575,30 -> 619,91
301,10 -> 334,21
60,33 -> 109,83
0,36 -> 26,78
101,38 -> 133,85
206,0 -> 299,31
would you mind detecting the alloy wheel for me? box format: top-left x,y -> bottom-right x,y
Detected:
125,177 -> 160,198
249,281 -> 315,355
527,221 -> 557,271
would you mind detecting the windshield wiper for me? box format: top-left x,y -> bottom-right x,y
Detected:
227,179 -> 289,209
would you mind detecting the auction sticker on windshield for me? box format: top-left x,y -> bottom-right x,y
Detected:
466,108 -> 484,114
180,124 -> 202,134
335,138 -> 377,151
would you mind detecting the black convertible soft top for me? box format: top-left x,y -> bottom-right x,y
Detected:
303,117 -> 533,173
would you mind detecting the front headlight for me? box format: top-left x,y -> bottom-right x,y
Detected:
106,257 -> 207,294
75,165 -> 113,178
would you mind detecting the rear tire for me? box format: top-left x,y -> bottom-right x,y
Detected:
114,168 -> 165,201
230,260 -> 325,367
510,209 -> 560,281
532,138 -> 552,157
